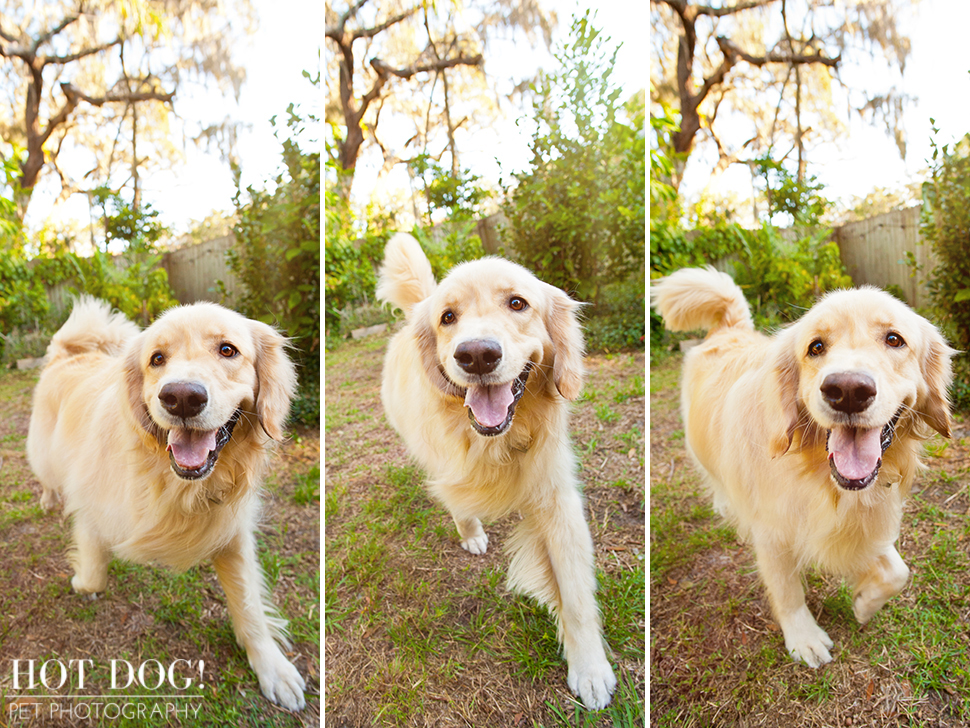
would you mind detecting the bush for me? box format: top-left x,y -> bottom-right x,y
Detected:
920,126 -> 970,409
731,225 -> 851,327
585,277 -> 645,353
231,108 -> 320,414
503,12 -> 645,304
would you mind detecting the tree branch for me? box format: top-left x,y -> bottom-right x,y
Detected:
59,81 -> 175,108
353,8 -> 418,41
716,35 -> 840,68
370,52 -> 484,80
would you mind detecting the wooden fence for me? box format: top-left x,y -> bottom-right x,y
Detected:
162,234 -> 240,305
833,206 -> 936,308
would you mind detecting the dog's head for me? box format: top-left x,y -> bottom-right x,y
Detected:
410,256 -> 584,437
767,287 -> 954,490
124,303 -> 296,481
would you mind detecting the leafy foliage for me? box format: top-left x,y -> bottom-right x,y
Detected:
230,103 -> 321,408
79,187 -> 178,324
651,219 -> 851,347
503,12 -> 645,305
411,154 -> 490,225
325,155 -> 489,345
651,131 -> 850,350
920,126 -> 970,409
753,156 -> 828,229
0,179 -> 181,361
731,225 -> 852,328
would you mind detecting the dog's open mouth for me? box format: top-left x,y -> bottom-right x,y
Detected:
463,364 -> 532,437
166,410 -> 241,480
826,410 -> 900,491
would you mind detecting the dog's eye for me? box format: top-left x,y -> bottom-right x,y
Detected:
509,296 -> 529,312
441,310 -> 456,326
149,352 -> 165,367
885,332 -> 906,348
808,339 -> 825,357
219,343 -> 239,358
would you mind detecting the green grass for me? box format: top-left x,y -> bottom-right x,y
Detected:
293,465 -> 320,505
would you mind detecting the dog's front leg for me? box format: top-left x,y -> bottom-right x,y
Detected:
212,533 -> 306,711
69,515 -> 111,596
754,539 -> 834,667
509,484 -> 616,710
851,544 -> 909,624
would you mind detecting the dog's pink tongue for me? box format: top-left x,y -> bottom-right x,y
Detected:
464,383 -> 514,428
828,426 -> 882,481
167,429 -> 217,470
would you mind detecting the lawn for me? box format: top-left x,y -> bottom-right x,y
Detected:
0,368 -> 321,727
650,351 -> 970,728
324,334 -> 646,726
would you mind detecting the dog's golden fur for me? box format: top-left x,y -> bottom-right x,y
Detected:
377,233 -> 616,709
652,267 -> 953,667
27,297 -> 305,710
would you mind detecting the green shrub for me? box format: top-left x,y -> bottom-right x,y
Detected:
231,106 -> 321,414
503,12 -> 645,305
585,277 -> 645,353
731,225 -> 851,327
920,126 -> 970,410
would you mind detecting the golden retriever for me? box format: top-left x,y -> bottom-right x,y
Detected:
26,297 -> 306,711
651,267 -> 954,667
376,233 -> 616,709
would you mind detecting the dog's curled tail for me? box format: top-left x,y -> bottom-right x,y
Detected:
45,296 -> 141,364
376,233 -> 437,316
651,266 -> 753,334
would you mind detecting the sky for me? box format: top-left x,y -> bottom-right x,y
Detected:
676,0 -> 970,216
24,0 -> 321,240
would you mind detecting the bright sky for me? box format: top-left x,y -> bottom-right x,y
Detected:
350,0 -> 648,221
24,0 -> 321,239
678,0 -> 970,214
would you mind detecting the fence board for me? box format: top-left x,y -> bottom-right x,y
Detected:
161,235 -> 240,305
833,207 -> 936,308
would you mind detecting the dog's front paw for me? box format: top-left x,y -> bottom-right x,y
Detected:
40,489 -> 59,511
782,606 -> 834,668
460,532 -> 489,555
456,518 -> 489,555
567,658 -> 617,711
254,652 -> 306,711
70,575 -> 104,599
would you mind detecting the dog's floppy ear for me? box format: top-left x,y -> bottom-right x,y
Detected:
765,335 -> 801,458
251,321 -> 298,441
413,300 -> 465,398
123,334 -> 163,441
544,286 -> 585,401
916,323 -> 955,438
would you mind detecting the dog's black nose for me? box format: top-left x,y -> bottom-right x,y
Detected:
821,372 -> 876,414
159,382 -> 209,419
454,339 -> 503,376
